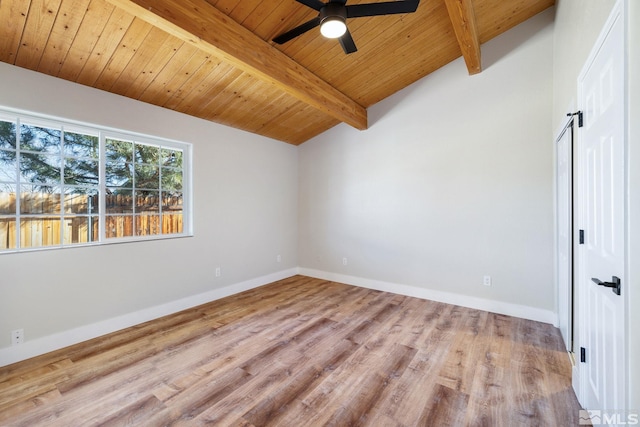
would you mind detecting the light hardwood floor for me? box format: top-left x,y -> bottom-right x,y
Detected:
0,275 -> 582,426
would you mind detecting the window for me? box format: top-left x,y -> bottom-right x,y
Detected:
0,111 -> 191,253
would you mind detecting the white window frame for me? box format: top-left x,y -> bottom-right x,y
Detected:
0,108 -> 193,253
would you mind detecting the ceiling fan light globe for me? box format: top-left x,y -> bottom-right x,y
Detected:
320,18 -> 347,38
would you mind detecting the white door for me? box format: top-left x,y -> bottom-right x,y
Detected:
577,1 -> 626,415
556,123 -> 573,352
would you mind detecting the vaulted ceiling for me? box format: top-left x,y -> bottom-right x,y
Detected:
0,0 -> 554,144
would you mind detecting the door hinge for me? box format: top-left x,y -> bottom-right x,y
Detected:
567,111 -> 584,127
580,347 -> 586,363
579,229 -> 585,244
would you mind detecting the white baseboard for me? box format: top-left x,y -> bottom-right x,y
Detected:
0,268 -> 298,367
0,267 -> 558,367
298,268 -> 558,325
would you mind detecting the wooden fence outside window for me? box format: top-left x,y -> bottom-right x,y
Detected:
0,193 -> 183,250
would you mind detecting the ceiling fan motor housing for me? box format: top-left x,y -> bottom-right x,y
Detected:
320,3 -> 347,25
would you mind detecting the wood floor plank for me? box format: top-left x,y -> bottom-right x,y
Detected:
198,313 -> 382,425
240,308 -> 387,425
147,367 -> 254,425
319,343 -> 417,426
0,387 -> 62,423
95,394 -> 167,426
290,309 -> 417,425
437,319 -> 486,393
149,314 -> 327,405
14,360 -> 160,426
151,318 -> 344,424
193,318 -> 355,424
0,358 -> 73,408
383,305 -> 462,425
418,383 -> 470,426
0,275 -> 583,426
239,338 -> 358,426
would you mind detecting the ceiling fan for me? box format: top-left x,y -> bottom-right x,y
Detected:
273,0 -> 420,54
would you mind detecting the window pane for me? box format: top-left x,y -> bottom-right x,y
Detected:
0,184 -> 16,214
20,186 -> 61,214
64,132 -> 98,158
20,124 -> 61,154
0,120 -> 16,149
135,164 -> 159,189
20,217 -> 61,248
135,143 -> 159,164
162,192 -> 182,234
162,213 -> 182,234
106,189 -> 133,214
105,215 -> 133,238
106,162 -> 133,187
20,153 -> 61,184
162,191 -> 182,211
161,167 -> 182,191
64,187 -> 99,214
0,217 -> 17,250
106,138 -> 133,163
135,214 -> 160,236
64,158 -> 98,185
63,216 -> 98,244
0,150 -> 17,182
135,190 -> 159,212
162,148 -> 183,168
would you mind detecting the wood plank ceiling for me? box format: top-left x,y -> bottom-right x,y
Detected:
0,0 -> 554,145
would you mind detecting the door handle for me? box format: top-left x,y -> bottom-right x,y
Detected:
591,276 -> 621,296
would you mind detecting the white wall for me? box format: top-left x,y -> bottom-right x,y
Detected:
298,10 -> 555,317
0,62 -> 298,363
554,0 -> 639,411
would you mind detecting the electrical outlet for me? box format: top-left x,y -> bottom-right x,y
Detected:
277,254 -> 281,263
11,329 -> 24,345
342,257 -> 348,266
215,267 -> 221,277
483,275 -> 492,286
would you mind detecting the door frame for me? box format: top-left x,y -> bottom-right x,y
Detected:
555,115 -> 575,354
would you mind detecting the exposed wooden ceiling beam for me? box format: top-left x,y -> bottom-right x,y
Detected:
104,0 -> 368,130
444,0 -> 481,75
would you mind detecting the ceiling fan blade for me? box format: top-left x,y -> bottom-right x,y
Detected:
295,0 -> 326,11
273,17 -> 321,44
339,28 -> 358,54
346,0 -> 419,18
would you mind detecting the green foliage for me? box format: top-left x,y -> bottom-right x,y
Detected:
0,121 -> 16,149
19,125 -> 63,189
0,121 -> 17,184
0,123 -> 181,193
105,139 -> 182,194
